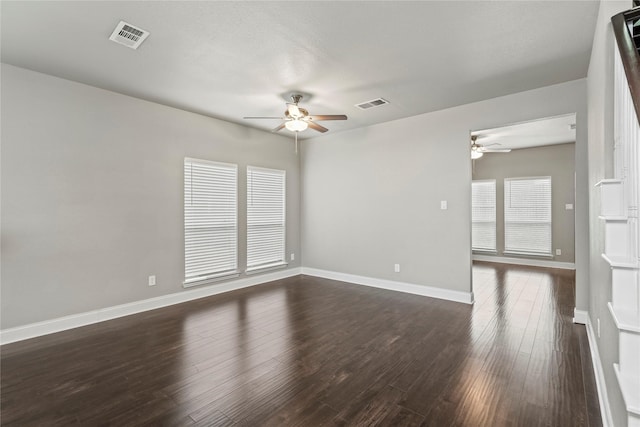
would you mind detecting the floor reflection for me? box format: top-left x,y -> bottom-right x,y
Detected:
0,265 -> 599,426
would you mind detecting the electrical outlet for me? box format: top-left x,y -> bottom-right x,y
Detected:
597,318 -> 601,338
148,275 -> 156,286
394,264 -> 400,273
290,253 -> 295,261
440,200 -> 448,210
555,249 -> 562,256
565,204 -> 574,210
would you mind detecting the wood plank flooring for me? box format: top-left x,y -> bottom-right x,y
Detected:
1,262 -> 601,426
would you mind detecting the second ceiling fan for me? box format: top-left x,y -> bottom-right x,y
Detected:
470,135 -> 511,159
244,94 -> 347,134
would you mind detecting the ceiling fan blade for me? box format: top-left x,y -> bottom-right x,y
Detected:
307,121 -> 328,133
484,149 -> 512,153
244,116 -> 285,120
309,115 -> 348,121
272,123 -> 286,132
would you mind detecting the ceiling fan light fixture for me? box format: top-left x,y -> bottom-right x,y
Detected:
287,104 -> 302,119
471,150 -> 484,160
285,119 -> 308,132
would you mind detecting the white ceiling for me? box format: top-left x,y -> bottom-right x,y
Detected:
1,1 -> 599,139
472,113 -> 577,151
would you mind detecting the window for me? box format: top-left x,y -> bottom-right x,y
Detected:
472,180 -> 497,252
504,177 -> 552,256
247,166 -> 286,272
184,158 -> 238,285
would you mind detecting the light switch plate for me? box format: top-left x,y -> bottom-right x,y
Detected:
440,201 -> 447,210
565,204 -> 574,210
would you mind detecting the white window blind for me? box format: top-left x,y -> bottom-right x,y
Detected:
472,180 -> 497,252
504,177 -> 552,255
247,166 -> 286,271
184,158 -> 238,284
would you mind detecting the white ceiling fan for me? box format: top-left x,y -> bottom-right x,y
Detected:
244,94 -> 348,152
470,135 -> 511,159
244,94 -> 347,134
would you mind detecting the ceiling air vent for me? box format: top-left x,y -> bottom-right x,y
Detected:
355,98 -> 389,110
109,21 -> 149,50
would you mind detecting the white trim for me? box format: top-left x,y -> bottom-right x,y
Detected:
0,268 -> 302,345
573,308 -> 588,325
301,267 -> 474,304
472,250 -> 498,255
183,270 -> 240,287
614,364 -> 640,416
502,251 -> 553,259
601,253 -> 639,269
595,178 -> 624,186
245,261 -> 288,275
608,302 -> 640,333
472,254 -> 576,270
184,157 -> 237,169
598,215 -> 628,221
473,113 -> 577,137
585,315 -> 614,427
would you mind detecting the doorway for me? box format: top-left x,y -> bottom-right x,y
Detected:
469,113 -> 578,288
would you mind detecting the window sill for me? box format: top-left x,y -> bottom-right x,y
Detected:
472,249 -> 498,255
246,261 -> 288,275
503,251 -> 553,259
183,270 -> 240,288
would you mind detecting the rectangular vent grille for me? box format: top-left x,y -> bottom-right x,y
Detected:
109,21 -> 149,50
355,98 -> 389,110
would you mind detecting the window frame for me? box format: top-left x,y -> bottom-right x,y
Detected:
183,157 -> 239,287
503,176 -> 553,257
471,179 -> 497,253
246,165 -> 287,274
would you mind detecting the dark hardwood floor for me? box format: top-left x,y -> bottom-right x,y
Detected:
1,262 -> 601,426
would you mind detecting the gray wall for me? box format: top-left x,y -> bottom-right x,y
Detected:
0,64 -> 592,332
472,143 -> 576,263
1,64 -> 301,329
301,79 -> 588,303
587,1 -> 630,426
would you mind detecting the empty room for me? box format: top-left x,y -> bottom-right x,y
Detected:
1,1 -> 639,426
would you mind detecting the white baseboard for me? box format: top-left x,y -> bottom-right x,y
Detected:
574,308 -> 589,324
585,315 -> 614,427
0,267 -> 302,345
301,267 -> 474,304
473,254 -> 576,270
